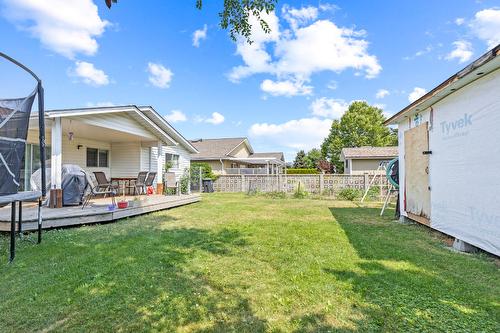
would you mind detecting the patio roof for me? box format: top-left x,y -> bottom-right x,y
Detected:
35,105 -> 198,152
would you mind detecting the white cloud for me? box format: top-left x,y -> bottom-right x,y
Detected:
86,101 -> 115,107
147,62 -> 173,88
375,89 -> 390,99
192,24 -> 207,47
260,78 -> 312,97
455,17 -> 465,26
205,112 -> 225,125
310,98 -> 348,118
403,45 -> 433,60
327,80 -> 338,90
445,40 -> 473,63
164,110 -> 187,123
408,87 -> 427,103
229,10 -> 381,85
249,117 -> 332,151
470,8 -> 500,49
3,0 -> 109,58
72,61 -> 109,86
282,4 -> 318,30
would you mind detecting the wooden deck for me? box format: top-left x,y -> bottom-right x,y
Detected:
0,194 -> 200,231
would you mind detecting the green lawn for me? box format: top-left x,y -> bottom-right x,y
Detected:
0,193 -> 498,332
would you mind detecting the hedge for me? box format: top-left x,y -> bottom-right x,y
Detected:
286,168 -> 319,174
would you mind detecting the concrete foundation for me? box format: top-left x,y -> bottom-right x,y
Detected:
398,215 -> 415,225
453,239 -> 479,254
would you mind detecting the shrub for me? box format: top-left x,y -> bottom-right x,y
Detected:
365,186 -> 381,201
293,181 -> 309,199
337,188 -> 362,201
180,168 -> 190,194
286,168 -> 319,174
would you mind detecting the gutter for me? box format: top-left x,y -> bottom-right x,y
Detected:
385,43 -> 500,125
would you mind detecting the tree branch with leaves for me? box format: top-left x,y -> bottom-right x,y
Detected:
105,0 -> 277,43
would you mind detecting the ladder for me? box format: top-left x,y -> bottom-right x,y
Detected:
361,161 -> 389,203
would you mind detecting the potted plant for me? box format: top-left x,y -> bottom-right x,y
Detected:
129,196 -> 141,208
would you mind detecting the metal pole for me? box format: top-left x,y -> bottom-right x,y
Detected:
10,202 -> 16,263
38,82 -> 46,198
18,201 -> 22,239
37,198 -> 42,243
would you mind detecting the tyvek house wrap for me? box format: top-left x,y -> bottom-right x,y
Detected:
428,69 -> 500,256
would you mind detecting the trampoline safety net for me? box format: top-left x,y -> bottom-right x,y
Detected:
0,91 -> 36,195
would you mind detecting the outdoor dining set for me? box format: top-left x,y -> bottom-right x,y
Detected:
82,171 -> 157,209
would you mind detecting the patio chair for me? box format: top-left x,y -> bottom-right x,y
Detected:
144,172 -> 157,193
82,171 -> 116,209
164,172 -> 179,195
126,171 -> 148,195
93,171 -> 117,192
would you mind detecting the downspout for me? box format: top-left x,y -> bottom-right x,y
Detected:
220,158 -> 224,175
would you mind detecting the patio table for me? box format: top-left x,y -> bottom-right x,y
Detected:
111,177 -> 137,196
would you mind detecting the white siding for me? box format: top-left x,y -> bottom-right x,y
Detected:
151,144 -> 192,182
62,136 -> 111,177
110,142 -> 142,178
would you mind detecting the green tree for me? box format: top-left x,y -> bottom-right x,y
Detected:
304,148 -> 322,169
105,0 -> 277,43
293,150 -> 308,168
321,101 -> 398,173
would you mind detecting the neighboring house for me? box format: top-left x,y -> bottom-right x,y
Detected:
385,44 -> 500,256
340,146 -> 398,175
23,105 -> 198,194
190,137 -> 285,174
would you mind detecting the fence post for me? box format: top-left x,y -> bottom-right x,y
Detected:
364,173 -> 369,192
241,174 -> 245,193
319,173 -> 324,194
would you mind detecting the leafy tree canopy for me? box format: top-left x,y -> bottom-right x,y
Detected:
293,150 -> 308,169
105,0 -> 277,43
320,101 -> 398,173
304,148 -> 322,169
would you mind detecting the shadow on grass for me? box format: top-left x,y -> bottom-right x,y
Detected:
320,207 -> 499,332
0,222 -> 267,332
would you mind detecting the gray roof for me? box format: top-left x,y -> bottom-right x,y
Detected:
190,137 -> 248,159
250,152 -> 285,161
341,146 -> 398,160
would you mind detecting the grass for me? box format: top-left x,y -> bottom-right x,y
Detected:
0,193 -> 499,332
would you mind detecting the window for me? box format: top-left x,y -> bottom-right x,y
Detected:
165,153 -> 179,169
231,163 -> 238,168
87,148 -> 109,168
98,150 -> 109,167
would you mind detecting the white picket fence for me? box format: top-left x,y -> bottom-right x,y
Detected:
213,174 -> 390,196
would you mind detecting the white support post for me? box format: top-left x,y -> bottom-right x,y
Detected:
156,142 -> 163,194
50,117 -> 62,189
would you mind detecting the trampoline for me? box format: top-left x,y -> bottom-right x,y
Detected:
0,52 -> 47,262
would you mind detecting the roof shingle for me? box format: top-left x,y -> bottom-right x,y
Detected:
341,146 -> 398,159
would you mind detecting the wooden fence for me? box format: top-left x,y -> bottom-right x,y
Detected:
213,174 -> 391,197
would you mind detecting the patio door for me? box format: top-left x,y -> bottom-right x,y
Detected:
404,122 -> 431,224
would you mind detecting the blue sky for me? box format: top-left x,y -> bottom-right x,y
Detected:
1,0 -> 499,161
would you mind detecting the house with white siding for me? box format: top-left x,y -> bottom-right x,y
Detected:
24,105 -> 198,195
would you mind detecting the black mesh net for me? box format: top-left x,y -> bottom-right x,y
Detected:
0,91 -> 36,195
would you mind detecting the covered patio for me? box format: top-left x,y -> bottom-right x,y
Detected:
26,106 -> 174,197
